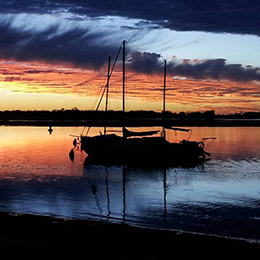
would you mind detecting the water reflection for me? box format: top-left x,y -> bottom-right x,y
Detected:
0,159 -> 259,240
0,126 -> 259,241
82,165 -> 171,228
80,164 -> 260,240
163,169 -> 167,228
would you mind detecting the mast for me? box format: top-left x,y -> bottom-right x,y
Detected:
122,40 -> 126,114
163,59 -> 166,115
104,56 -> 111,135
162,59 -> 166,138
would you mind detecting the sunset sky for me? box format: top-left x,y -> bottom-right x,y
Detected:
0,0 -> 260,114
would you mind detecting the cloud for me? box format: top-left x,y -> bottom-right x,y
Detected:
0,14 -> 122,69
128,52 -> 162,74
0,1 -> 260,36
128,51 -> 260,82
4,0 -> 260,36
0,12 -> 259,83
25,70 -> 54,74
3,76 -> 21,82
169,59 -> 260,82
64,0 -> 260,36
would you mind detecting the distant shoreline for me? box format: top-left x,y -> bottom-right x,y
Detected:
0,110 -> 259,127
1,118 -> 259,127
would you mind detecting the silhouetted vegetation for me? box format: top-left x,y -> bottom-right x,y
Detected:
0,109 -> 259,126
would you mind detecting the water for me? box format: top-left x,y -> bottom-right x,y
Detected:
0,126 -> 260,241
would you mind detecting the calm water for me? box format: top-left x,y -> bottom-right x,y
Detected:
0,126 -> 260,241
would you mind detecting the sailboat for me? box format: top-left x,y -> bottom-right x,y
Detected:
81,40 -> 211,167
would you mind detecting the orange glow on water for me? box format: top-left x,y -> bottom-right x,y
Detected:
0,126 -> 86,178
0,60 -> 259,113
0,126 -> 259,181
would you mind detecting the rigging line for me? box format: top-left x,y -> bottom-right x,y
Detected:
187,129 -> 192,140
82,87 -> 106,135
96,82 -> 108,111
85,125 -> 91,136
81,82 -> 106,135
82,43 -> 123,136
81,126 -> 87,135
95,44 -> 123,111
92,74 -> 108,110
81,80 -> 107,136
110,45 -> 122,80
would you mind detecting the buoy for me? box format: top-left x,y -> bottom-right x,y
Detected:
48,126 -> 53,134
69,148 -> 74,161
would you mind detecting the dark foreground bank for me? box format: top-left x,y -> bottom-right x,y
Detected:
0,212 -> 259,259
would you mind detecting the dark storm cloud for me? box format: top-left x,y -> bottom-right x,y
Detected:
0,2 -> 260,82
0,17 -> 120,69
0,0 -> 259,36
169,59 -> 260,82
129,52 -> 162,74
1,14 -> 259,83
129,51 -> 260,82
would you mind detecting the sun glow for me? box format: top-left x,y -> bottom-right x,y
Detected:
0,60 -> 259,113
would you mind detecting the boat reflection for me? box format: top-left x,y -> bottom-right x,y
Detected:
81,161 -> 260,241
83,164 -> 171,229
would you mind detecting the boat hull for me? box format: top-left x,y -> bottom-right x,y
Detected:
81,134 -> 208,167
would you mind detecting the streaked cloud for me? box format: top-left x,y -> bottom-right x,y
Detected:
0,13 -> 124,69
1,0 -> 259,36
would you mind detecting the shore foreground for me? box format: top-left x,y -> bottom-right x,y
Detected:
0,211 -> 259,259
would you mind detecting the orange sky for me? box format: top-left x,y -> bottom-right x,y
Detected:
0,60 -> 259,114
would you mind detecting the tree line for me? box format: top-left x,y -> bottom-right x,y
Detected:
0,109 -> 259,121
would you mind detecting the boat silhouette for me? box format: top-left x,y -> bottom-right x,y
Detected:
81,41 -> 211,167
